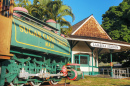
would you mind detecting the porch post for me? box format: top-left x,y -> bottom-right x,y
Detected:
110,50 -> 113,77
70,40 -> 72,63
92,49 -> 94,75
79,55 -> 80,64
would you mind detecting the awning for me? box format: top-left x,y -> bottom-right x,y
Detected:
66,35 -> 130,54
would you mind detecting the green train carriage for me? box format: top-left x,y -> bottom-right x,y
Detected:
0,0 -> 82,85
0,3 -> 70,86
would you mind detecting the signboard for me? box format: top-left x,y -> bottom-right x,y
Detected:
11,18 -> 71,57
90,42 -> 121,50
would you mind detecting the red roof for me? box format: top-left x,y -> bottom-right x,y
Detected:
46,19 -> 56,23
13,7 -> 28,13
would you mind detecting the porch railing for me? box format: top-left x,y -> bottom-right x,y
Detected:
99,67 -> 130,78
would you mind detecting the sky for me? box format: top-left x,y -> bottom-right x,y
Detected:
62,0 -> 123,25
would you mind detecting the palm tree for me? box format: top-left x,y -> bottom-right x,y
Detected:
30,0 -> 75,35
14,0 -> 31,9
14,0 -> 75,35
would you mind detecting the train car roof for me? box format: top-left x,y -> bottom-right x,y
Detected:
14,11 -> 59,31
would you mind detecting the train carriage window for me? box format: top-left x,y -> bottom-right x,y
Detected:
0,0 -> 10,17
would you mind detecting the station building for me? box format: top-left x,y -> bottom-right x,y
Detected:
66,15 -> 130,76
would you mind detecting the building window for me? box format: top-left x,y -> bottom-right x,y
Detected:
74,54 -> 89,65
75,56 -> 79,64
80,56 -> 88,64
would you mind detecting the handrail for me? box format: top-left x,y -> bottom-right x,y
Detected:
99,67 -> 130,78
14,11 -> 59,31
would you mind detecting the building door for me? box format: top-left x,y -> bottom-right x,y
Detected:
74,55 -> 89,66
74,54 -> 90,75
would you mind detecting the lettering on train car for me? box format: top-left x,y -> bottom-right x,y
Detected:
29,28 -> 34,35
47,35 -> 56,43
45,42 -> 54,48
19,25 -> 67,47
19,25 -> 42,38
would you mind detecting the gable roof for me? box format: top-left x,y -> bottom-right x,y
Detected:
71,15 -> 112,40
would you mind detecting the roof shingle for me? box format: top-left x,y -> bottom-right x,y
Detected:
71,15 -> 111,40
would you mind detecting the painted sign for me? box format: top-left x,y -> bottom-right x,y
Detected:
11,18 -> 71,57
90,42 -> 121,50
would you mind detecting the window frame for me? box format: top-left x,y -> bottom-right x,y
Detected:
74,54 -> 90,66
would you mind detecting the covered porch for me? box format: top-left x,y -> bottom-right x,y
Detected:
67,35 -> 130,76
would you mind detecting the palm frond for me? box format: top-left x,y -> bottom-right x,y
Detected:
57,5 -> 71,14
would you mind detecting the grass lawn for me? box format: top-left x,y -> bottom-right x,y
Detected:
59,76 -> 130,86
